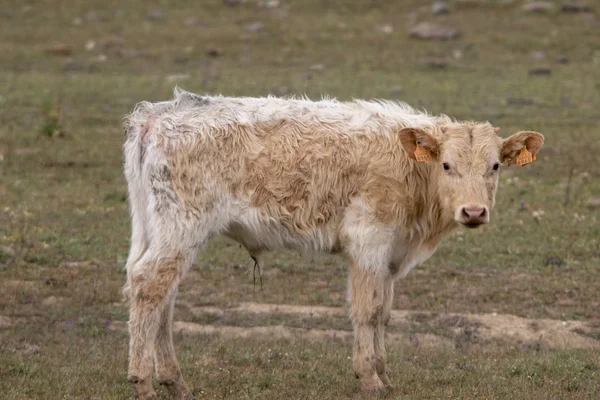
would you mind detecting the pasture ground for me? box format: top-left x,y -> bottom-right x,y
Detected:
1,0 -> 599,398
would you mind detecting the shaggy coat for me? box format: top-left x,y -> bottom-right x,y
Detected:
122,88 -> 544,398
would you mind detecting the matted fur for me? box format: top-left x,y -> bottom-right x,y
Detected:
122,88 -> 543,397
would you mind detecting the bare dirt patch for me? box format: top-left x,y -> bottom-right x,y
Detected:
108,317 -> 452,349
84,301 -> 600,350
185,302 -> 600,349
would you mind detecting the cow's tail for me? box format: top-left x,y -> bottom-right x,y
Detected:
121,101 -> 155,302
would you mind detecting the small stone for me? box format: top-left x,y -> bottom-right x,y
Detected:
522,1 -> 555,13
206,47 -> 221,57
431,1 -> 450,15
309,63 -> 325,71
529,50 -> 546,61
378,24 -> 393,34
183,17 -> 199,26
245,21 -> 264,32
93,54 -> 107,63
84,40 -> 96,51
556,55 -> 569,64
45,43 -> 72,56
561,2 -> 592,13
72,17 -> 83,25
409,22 -> 460,41
587,198 -> 600,208
388,86 -> 404,97
529,66 -> 552,75
147,10 -> 164,20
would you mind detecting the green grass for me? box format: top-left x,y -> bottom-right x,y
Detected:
1,0 -> 600,398
1,323 -> 599,399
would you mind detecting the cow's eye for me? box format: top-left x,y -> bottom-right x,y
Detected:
493,163 -> 500,171
442,163 -> 450,171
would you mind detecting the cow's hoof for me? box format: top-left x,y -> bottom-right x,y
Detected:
128,375 -> 157,400
360,374 -> 385,392
378,372 -> 392,388
159,378 -> 195,400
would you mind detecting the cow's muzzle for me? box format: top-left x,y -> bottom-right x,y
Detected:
456,204 -> 489,228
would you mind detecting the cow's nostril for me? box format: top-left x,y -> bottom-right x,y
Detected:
479,208 -> 487,218
462,207 -> 471,219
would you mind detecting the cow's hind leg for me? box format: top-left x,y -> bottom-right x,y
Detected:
373,278 -> 394,387
154,289 -> 194,400
348,260 -> 386,392
127,249 -> 193,400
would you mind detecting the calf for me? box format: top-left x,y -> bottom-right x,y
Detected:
123,88 -> 544,399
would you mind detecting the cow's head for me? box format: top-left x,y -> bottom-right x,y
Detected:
399,123 -> 544,228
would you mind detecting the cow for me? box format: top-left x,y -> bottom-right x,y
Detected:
122,88 -> 544,399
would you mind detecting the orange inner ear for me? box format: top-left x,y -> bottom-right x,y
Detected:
414,144 -> 433,162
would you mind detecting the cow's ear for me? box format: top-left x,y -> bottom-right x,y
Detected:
399,128 -> 439,162
502,131 -> 544,166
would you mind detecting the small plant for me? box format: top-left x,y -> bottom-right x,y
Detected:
11,362 -> 37,377
41,97 -> 65,138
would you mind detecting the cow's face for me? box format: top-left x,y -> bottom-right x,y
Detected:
399,123 -> 544,228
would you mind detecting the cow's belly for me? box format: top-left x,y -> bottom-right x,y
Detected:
224,207 -> 340,253
391,242 -> 436,279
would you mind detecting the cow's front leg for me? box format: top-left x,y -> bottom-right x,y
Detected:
348,260 -> 386,392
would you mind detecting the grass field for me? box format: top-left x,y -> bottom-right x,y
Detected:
1,0 -> 599,399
